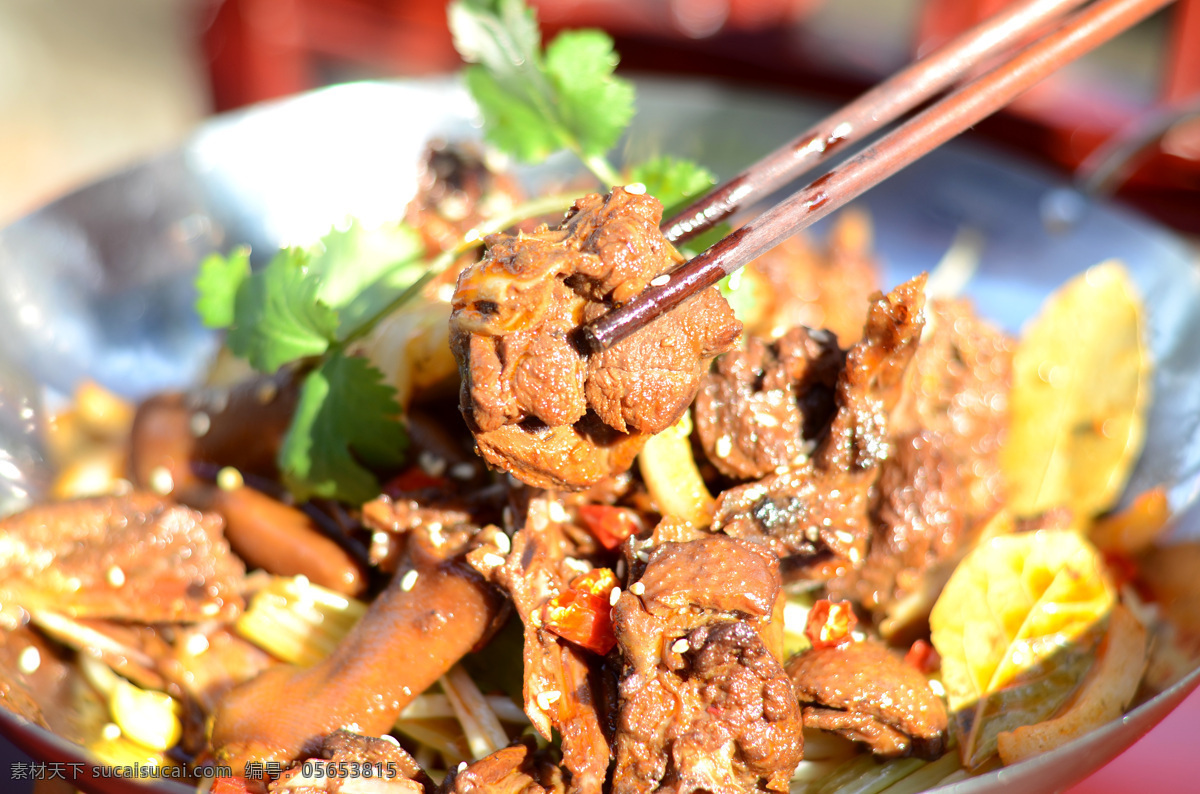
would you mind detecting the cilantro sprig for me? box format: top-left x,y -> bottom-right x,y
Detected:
449,0 -> 632,186
196,221 -> 424,504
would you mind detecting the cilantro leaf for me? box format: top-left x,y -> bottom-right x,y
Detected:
225,248 -> 339,373
279,352 -> 409,504
304,220 -> 426,336
543,31 -> 635,160
449,0 -> 633,164
215,222 -> 425,373
195,246 -> 250,329
628,156 -> 717,217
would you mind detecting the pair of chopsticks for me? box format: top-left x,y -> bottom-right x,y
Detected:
582,0 -> 1175,352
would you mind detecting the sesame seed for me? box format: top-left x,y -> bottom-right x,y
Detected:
189,412 -> 211,437
536,690 -> 561,710
381,734 -> 401,747
624,183 -> 647,195
482,553 -> 506,568
457,762 -> 468,773
418,451 -> 446,477
715,436 -> 733,459
547,501 -> 569,524
493,532 -> 511,554
671,639 -> 689,654
217,466 -> 243,491
650,274 -> 670,287
629,582 -> 645,596
106,566 -> 125,587
148,466 -> 174,495
609,587 -> 622,606
928,679 -> 946,697
400,570 -> 419,592
185,633 -> 210,656
564,557 -> 591,575
17,646 -> 40,674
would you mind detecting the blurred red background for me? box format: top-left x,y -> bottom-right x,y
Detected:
197,0 -> 1200,230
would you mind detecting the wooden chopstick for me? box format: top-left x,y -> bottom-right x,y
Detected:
661,0 -> 1093,244
585,0 -> 1174,352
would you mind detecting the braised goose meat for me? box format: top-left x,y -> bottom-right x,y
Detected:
450,187 -> 741,489
694,326 -> 843,481
479,494 -> 617,794
787,638 -> 948,759
267,729 -> 433,793
890,298 -> 1014,523
611,536 -> 803,793
737,210 -> 881,345
0,492 -> 244,627
440,739 -> 567,794
828,430 -> 966,616
712,276 -> 927,570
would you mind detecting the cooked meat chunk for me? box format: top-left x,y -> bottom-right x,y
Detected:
713,277 -> 927,569
406,141 -> 523,258
483,494 -> 616,794
828,431 -> 966,615
694,327 -> 843,480
635,535 -> 783,622
890,298 -> 1013,522
440,739 -> 566,794
269,730 -> 431,793
612,537 -> 802,792
738,210 -> 880,344
787,639 -> 947,759
451,187 -> 740,489
0,493 -> 244,627
211,527 -> 507,775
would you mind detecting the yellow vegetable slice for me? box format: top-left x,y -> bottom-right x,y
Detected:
638,410 -> 715,528
997,603 -> 1147,765
930,530 -> 1115,769
1002,261 -> 1151,523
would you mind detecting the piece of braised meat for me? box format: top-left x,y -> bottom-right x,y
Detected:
890,298 -> 1013,523
269,729 -> 432,793
0,493 -> 244,628
713,277 -> 926,572
440,739 -> 566,794
788,638 -> 947,759
827,431 -> 966,616
694,326 -> 843,481
450,187 -> 741,489
611,536 -> 803,793
473,493 -> 616,794
406,141 -> 523,259
738,210 -> 880,345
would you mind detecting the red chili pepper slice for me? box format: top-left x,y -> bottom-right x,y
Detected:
804,599 -> 858,649
541,568 -> 620,654
576,504 -> 643,550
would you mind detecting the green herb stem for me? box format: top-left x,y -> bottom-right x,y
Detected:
581,152 -> 623,189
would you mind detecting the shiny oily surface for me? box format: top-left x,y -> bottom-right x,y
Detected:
0,77 -> 1198,794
